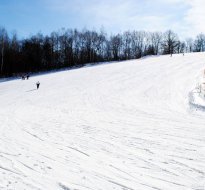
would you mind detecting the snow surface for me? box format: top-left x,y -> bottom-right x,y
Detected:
0,53 -> 205,190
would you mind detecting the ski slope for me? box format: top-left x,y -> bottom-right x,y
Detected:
0,53 -> 205,190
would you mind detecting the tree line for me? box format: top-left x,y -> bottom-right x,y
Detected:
0,27 -> 205,77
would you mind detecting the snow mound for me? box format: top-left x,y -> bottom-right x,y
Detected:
189,72 -> 205,111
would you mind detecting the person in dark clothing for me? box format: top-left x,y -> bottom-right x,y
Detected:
36,81 -> 40,89
26,75 -> 30,80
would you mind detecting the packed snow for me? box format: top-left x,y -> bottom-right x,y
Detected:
0,53 -> 205,190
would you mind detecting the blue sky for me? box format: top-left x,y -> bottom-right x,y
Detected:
0,0 -> 205,39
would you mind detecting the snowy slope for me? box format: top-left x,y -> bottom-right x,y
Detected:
0,53 -> 205,190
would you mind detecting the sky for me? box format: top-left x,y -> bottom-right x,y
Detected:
0,0 -> 205,39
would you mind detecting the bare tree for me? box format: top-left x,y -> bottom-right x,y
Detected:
162,30 -> 179,54
150,32 -> 162,55
0,27 -> 7,74
110,34 -> 122,60
130,31 -> 146,58
194,33 -> 205,52
185,38 -> 194,53
122,31 -> 132,60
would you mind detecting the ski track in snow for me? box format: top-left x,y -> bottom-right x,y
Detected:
0,53 -> 205,190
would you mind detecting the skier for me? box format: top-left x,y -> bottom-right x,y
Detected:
26,74 -> 30,80
36,81 -> 40,89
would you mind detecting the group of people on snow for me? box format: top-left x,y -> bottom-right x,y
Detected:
21,74 -> 30,80
21,74 -> 40,90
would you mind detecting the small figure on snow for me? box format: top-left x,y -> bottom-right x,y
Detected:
22,75 -> 25,80
36,81 -> 40,89
26,74 -> 30,80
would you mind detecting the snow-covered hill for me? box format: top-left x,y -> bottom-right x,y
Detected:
1,53 -> 205,190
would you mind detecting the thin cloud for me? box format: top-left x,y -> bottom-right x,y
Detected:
2,0 -> 205,38
184,0 -> 205,37
43,0 -> 192,37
